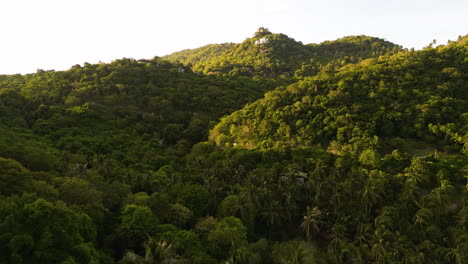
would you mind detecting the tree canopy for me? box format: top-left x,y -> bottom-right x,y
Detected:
0,31 -> 466,263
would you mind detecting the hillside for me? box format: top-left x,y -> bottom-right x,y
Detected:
0,57 -> 282,168
160,43 -> 236,68
210,35 -> 467,154
309,35 -> 403,65
0,31 -> 466,263
164,28 -> 403,78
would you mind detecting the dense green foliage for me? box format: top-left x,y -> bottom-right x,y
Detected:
164,28 -> 402,79
0,30 -> 466,263
0,57 -> 282,171
211,36 -> 467,154
160,43 -> 236,69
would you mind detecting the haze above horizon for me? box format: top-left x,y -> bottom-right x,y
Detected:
1,0 -> 466,75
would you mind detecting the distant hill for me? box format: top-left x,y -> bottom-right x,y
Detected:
210,35 -> 467,154
164,28 -> 403,78
160,43 -> 236,67
309,35 -> 403,64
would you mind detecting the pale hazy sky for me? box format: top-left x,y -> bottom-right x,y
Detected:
0,0 -> 466,74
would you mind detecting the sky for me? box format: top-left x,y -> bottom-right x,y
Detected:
0,0 -> 466,75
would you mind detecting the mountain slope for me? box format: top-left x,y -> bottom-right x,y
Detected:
164,28 -> 403,78
0,57 -> 283,172
210,35 -> 467,154
309,35 -> 403,64
160,43 -> 236,67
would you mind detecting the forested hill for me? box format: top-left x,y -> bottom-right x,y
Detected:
0,57 -> 285,171
308,35 -> 403,67
161,43 -> 236,68
0,30 -> 467,264
163,27 -> 403,78
210,35 -> 467,154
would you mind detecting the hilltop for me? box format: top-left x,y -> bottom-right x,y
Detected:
164,27 -> 402,78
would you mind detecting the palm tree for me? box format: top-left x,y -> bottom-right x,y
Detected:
300,206 -> 322,244
261,200 -> 284,239
356,222 -> 372,246
371,239 -> 386,264
457,204 -> 468,228
290,242 -> 316,264
225,247 -> 254,264
58,151 -> 73,173
445,247 -> 463,264
304,175 -> 320,203
311,159 -> 327,180
327,224 -> 346,264
446,227 -> 468,264
219,192 -> 256,231
203,170 -> 222,215
92,153 -> 116,181
414,206 -> 433,228
304,160 -> 327,200
72,162 -> 89,178
425,179 -> 454,224
362,184 -> 378,216
121,237 -> 177,264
